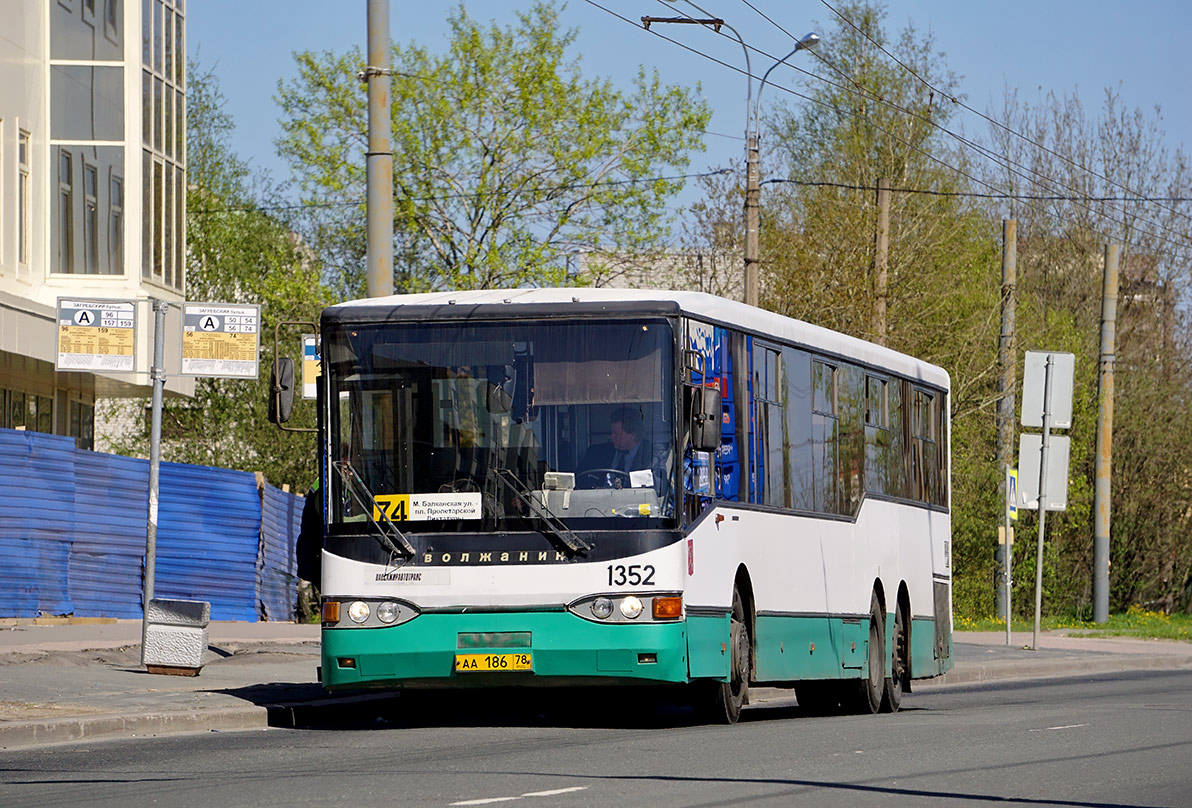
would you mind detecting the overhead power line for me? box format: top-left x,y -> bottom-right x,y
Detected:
764,179 -> 1192,203
189,168 -> 732,216
816,0 -> 1192,231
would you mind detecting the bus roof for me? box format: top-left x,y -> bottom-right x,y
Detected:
325,288 -> 950,390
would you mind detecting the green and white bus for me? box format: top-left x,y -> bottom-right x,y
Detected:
288,289 -> 952,723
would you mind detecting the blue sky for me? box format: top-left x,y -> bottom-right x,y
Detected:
188,0 -> 1192,214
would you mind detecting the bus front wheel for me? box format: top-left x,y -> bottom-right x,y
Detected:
702,587 -> 750,724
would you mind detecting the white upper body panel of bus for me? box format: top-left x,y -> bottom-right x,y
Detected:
325,288 -> 950,391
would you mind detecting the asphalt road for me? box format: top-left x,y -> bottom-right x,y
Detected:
2,669 -> 1190,808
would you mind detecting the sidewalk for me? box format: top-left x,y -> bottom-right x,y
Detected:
2,619 -> 1190,751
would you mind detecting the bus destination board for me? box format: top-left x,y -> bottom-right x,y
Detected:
56,298 -> 136,372
181,303 -> 261,378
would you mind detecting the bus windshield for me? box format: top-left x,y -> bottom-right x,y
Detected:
326,318 -> 676,534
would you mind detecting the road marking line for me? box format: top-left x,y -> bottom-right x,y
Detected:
521,787 -> 588,797
450,786 -> 588,805
1029,723 -> 1090,732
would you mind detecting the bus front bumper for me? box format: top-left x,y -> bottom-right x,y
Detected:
320,611 -> 690,691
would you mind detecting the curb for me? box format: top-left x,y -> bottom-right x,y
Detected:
0,706 -> 269,750
0,693 -> 401,751
921,653 -> 1192,687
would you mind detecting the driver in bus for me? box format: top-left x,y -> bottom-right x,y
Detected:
578,407 -> 654,488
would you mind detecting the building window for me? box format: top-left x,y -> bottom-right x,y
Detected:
18,130 -> 30,266
9,391 -> 26,430
84,162 -> 99,273
141,0 -> 185,292
110,173 -> 124,272
58,150 -> 75,273
69,400 -> 95,450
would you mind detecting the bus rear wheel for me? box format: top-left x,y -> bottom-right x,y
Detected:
853,592 -> 884,715
703,587 -> 750,724
881,598 -> 908,713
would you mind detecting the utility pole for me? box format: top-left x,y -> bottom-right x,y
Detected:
744,134 -> 760,308
365,0 -> 393,299
1093,243 -> 1119,623
873,178 -> 890,346
996,219 -> 1017,623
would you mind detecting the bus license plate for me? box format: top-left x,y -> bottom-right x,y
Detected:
455,652 -> 533,673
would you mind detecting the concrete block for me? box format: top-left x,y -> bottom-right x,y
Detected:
144,599 -> 210,674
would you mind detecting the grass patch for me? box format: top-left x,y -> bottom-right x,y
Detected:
954,606 -> 1192,641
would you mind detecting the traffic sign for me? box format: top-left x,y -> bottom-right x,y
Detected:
1021,351 -> 1075,429
1017,433 -> 1071,512
1008,468 -> 1018,521
56,298 -> 136,372
180,303 -> 261,378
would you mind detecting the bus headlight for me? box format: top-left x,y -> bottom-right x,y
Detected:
376,601 -> 401,624
619,596 -> 644,619
591,597 -> 614,620
347,601 -> 371,624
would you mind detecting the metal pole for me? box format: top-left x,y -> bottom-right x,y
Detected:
873,178 -> 890,345
996,219 -> 1017,622
1004,464 -> 1013,646
365,0 -> 393,298
744,133 -> 760,307
140,299 -> 168,666
1093,243 -> 1119,623
1032,355 -> 1054,651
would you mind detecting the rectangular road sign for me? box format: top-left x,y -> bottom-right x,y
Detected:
56,298 -> 136,372
1017,433 -> 1071,512
1008,468 -> 1018,520
181,303 -> 261,378
1021,351 -> 1075,429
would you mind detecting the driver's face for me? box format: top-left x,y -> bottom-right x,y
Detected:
610,420 -> 637,451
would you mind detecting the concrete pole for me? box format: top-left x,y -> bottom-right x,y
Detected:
996,219 -> 1017,623
365,0 -> 394,299
140,299 -> 167,667
873,178 -> 890,346
744,133 -> 760,308
1093,243 -> 1119,623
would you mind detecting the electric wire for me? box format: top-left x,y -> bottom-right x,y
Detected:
731,0 -> 1187,248
816,0 -> 1192,230
593,0 -> 1134,247
189,168 -> 733,215
643,0 -> 1187,249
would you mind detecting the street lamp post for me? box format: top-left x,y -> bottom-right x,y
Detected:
745,32 -> 819,308
648,2 -> 818,308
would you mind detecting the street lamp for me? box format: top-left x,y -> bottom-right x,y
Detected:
647,2 -> 819,307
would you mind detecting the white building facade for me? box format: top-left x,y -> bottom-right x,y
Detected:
0,0 -> 191,449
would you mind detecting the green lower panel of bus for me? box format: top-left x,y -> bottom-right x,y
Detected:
751,614 -> 952,683
321,611 -> 691,691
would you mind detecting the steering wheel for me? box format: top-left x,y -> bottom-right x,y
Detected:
576,468 -> 631,489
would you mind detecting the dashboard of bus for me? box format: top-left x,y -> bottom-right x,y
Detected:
323,317 -> 678,536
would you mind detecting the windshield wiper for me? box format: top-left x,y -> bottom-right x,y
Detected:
495,469 -> 591,555
333,461 -> 416,559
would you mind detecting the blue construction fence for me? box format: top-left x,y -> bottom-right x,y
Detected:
0,428 -> 305,621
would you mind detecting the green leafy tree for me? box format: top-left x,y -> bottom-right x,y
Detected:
102,62 -> 333,491
275,1 -> 710,295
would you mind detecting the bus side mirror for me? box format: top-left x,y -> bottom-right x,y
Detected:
269,357 -> 296,424
690,385 -> 722,453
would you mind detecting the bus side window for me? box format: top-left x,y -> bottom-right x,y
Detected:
811,360 -> 838,514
